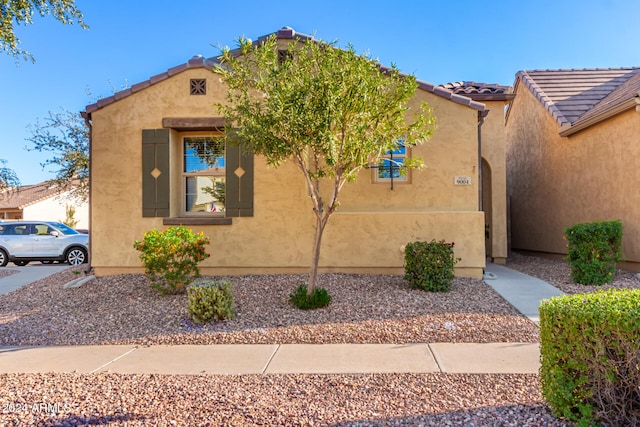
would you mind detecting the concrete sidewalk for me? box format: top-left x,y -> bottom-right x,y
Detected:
0,262 -> 565,375
0,343 -> 540,375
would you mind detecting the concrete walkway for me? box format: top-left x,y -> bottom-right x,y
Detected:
0,343 -> 540,374
0,263 -> 70,295
0,262 -> 565,375
484,263 -> 565,325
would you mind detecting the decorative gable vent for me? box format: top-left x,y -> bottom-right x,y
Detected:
190,79 -> 206,95
278,50 -> 292,64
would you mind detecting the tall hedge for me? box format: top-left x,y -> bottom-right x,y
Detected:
564,220 -> 623,285
540,289 -> 640,426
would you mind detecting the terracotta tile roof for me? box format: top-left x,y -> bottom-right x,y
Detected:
439,82 -> 516,101
514,68 -> 640,135
0,182 -> 64,210
84,27 -> 485,117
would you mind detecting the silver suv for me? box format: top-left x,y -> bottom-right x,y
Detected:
0,221 -> 89,267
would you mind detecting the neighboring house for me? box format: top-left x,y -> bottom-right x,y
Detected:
506,68 -> 640,269
83,27 -> 509,278
0,181 -> 89,229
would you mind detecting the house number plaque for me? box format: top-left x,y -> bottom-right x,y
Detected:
455,176 -> 472,186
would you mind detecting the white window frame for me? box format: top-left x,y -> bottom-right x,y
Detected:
182,135 -> 226,217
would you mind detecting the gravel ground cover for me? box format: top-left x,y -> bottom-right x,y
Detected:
506,251 -> 640,294
0,269 -> 539,346
0,373 -> 570,426
5,252 -> 637,426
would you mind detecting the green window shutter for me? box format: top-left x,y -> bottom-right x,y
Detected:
142,129 -> 170,217
225,143 -> 254,217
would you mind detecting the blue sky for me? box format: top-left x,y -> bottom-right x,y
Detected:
2,0 -> 640,185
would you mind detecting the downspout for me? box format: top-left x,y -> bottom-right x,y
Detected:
81,111 -> 93,275
477,110 -> 489,211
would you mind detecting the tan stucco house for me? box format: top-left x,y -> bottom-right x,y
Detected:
506,68 -> 640,270
0,181 -> 89,229
83,27 -> 510,278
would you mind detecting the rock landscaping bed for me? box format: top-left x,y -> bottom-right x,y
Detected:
0,373 -> 570,426
4,252 -> 637,426
0,268 -> 539,346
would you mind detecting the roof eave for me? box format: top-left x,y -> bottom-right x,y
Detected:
84,55 -> 218,117
559,96 -> 640,137
464,93 -> 516,102
417,80 -> 485,111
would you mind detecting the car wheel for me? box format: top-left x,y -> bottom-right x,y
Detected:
13,260 -> 29,266
0,249 -> 7,267
66,247 -> 88,265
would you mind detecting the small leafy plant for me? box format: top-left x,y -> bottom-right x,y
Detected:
564,220 -> 623,285
187,280 -> 235,324
404,240 -> 459,292
289,284 -> 332,310
134,226 -> 210,295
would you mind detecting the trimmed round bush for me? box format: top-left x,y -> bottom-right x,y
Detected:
564,220 -> 623,285
540,289 -> 640,426
404,240 -> 459,292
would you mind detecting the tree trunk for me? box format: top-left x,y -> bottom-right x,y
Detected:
307,214 -> 327,296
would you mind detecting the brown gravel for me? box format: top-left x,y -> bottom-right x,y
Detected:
7,253 -> 631,426
0,269 -> 539,346
506,251 -> 640,295
0,373 -> 571,426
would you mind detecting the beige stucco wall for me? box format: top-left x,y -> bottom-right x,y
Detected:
90,67 -> 486,278
506,83 -> 640,265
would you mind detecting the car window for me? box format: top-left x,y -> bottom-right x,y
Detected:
48,222 -> 79,235
35,224 -> 54,235
7,224 -> 31,235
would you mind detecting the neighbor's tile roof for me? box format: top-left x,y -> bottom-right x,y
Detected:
85,27 -> 485,116
514,68 -> 640,134
439,82 -> 515,101
0,182 -> 63,210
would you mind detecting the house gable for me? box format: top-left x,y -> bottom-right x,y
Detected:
509,68 -> 640,136
85,27 -> 485,120
85,27 -> 493,278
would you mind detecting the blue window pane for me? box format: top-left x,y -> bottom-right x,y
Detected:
184,137 -> 225,173
387,139 -> 406,156
389,146 -> 406,156
377,158 -> 405,179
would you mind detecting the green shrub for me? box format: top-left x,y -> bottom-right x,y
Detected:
134,226 -> 210,295
404,240 -> 459,292
187,280 -> 235,324
289,284 -> 332,310
564,220 -> 623,285
540,289 -> 640,426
